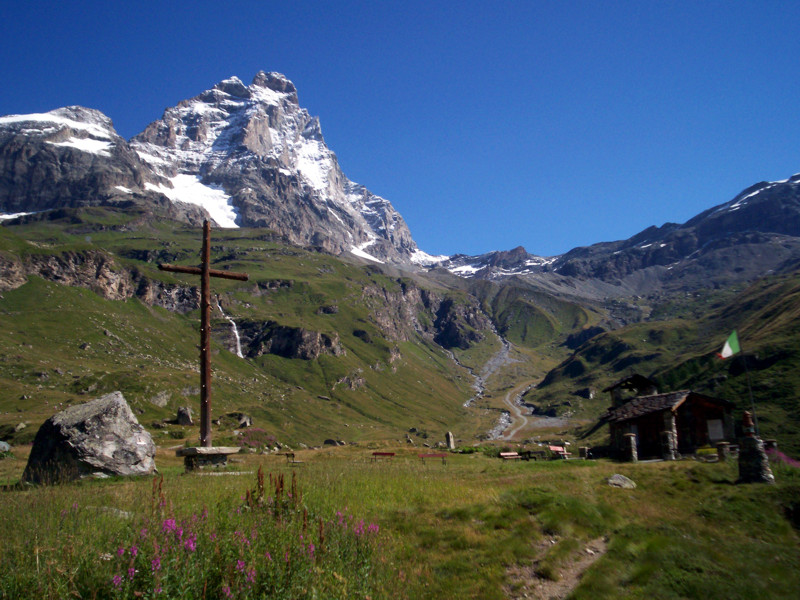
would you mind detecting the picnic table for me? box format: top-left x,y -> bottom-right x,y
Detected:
371,451 -> 395,462
500,451 -> 521,461
548,445 -> 572,459
418,453 -> 448,465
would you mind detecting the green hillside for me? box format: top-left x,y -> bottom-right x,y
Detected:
0,209 -> 503,446
527,269 -> 800,455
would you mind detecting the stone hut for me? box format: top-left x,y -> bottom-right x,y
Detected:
602,378 -> 734,460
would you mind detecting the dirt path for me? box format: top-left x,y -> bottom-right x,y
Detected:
501,381 -> 536,440
505,537 -> 608,599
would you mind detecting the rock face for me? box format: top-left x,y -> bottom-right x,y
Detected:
0,107 -> 206,224
131,71 -> 420,263
22,391 -> 156,483
439,175 -> 800,300
239,321 -> 345,360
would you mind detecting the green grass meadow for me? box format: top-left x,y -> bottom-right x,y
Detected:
1,447 -> 798,599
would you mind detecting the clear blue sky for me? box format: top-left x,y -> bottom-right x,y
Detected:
2,1 -> 799,257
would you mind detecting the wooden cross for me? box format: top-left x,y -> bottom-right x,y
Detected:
158,220 -> 249,447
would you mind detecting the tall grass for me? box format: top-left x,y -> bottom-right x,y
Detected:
1,450 -> 799,599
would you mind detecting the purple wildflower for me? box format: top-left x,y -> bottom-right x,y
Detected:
117,546 -> 125,557
151,556 -> 161,573
161,518 -> 177,533
130,545 -> 139,557
236,559 -> 246,573
112,574 -> 123,588
127,567 -> 136,580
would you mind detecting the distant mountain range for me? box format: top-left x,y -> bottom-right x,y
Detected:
2,71 -> 800,299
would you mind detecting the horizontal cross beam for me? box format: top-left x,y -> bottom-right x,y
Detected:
158,264 -> 249,281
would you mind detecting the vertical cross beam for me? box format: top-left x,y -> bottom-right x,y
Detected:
158,220 -> 249,448
200,220 -> 212,446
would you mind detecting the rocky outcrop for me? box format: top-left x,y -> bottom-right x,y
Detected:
362,280 -> 492,348
433,297 -> 488,349
22,391 -> 156,483
1,249 -> 200,312
238,320 -> 344,360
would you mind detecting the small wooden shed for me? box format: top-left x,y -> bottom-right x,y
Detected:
602,387 -> 735,459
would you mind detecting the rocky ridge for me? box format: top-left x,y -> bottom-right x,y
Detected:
436,174 -> 800,300
131,71 -> 421,263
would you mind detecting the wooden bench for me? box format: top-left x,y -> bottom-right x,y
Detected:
500,452 -> 521,461
371,452 -> 395,462
282,452 -> 304,466
419,453 -> 448,465
548,445 -> 572,459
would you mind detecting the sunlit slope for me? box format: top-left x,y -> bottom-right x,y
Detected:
0,209 -> 497,446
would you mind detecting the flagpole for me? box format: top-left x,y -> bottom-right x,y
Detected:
738,338 -> 759,437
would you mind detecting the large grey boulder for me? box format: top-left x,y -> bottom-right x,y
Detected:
22,391 -> 156,483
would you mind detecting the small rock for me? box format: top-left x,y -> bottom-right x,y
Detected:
607,474 -> 636,489
176,406 -> 194,426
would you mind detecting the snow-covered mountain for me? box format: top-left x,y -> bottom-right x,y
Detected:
130,71 -> 434,264
0,72 -> 444,265
2,72 -> 800,297
436,174 -> 800,300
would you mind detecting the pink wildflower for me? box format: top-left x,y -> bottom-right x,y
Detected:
112,574 -> 123,588
151,556 -> 161,573
117,546 -> 126,557
236,559 -> 246,573
130,545 -> 139,557
161,518 -> 177,533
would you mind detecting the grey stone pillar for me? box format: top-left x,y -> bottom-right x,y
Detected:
662,411 -> 678,460
623,433 -> 638,463
445,431 -> 455,450
737,411 -> 775,484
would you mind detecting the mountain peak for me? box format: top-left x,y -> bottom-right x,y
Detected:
251,71 -> 297,96
0,106 -> 117,140
213,76 -> 250,98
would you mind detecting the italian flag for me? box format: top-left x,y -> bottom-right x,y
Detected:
718,330 -> 740,359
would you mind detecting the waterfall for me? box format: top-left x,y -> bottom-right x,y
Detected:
215,297 -> 244,358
